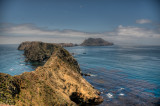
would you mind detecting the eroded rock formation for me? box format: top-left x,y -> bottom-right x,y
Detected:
0,41 -> 103,105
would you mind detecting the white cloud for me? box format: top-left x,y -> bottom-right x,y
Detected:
0,23 -> 102,38
103,25 -> 160,45
0,23 -> 160,45
116,25 -> 159,38
136,19 -> 152,24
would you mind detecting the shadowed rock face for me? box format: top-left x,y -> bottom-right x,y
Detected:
18,41 -> 78,62
0,41 -> 103,106
81,38 -> 113,46
18,41 -> 60,62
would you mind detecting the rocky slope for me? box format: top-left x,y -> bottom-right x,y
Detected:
81,38 -> 113,46
1,41 -> 103,106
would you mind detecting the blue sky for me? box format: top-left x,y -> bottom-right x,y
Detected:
0,0 -> 160,45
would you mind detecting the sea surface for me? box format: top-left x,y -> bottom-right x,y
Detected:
0,44 -> 160,105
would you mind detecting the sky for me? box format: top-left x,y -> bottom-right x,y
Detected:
0,0 -> 160,45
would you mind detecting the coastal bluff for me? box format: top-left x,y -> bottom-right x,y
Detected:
81,38 -> 113,46
0,41 -> 103,106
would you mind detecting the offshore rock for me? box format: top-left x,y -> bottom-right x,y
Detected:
0,41 -> 103,106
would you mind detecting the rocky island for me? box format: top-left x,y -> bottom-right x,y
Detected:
18,41 -> 76,50
0,41 -> 103,106
81,38 -> 113,46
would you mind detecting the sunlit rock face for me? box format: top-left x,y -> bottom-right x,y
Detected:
0,41 -> 103,106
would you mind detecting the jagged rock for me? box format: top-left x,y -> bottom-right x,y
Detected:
81,73 -> 91,76
0,41 -> 103,106
81,38 -> 113,46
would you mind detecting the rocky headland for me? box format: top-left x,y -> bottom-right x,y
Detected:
18,41 -> 58,62
0,41 -> 103,106
18,41 -> 76,51
81,38 -> 113,46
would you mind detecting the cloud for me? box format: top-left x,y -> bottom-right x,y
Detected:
0,23 -> 101,38
113,25 -> 159,38
0,23 -> 160,45
103,25 -> 160,45
136,19 -> 152,24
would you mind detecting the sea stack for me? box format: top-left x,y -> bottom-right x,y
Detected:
81,38 -> 113,46
0,41 -> 103,106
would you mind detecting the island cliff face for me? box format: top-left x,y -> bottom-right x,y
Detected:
81,38 -> 113,46
18,41 -> 78,62
0,41 -> 103,106
18,41 -> 58,62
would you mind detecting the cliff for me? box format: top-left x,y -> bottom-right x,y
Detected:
81,38 -> 113,46
18,41 -> 77,62
18,41 -> 58,62
1,41 -> 103,106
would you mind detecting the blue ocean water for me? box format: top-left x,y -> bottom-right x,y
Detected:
0,44 -> 42,75
0,44 -> 160,105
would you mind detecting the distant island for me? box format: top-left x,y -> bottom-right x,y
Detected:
81,38 -> 113,46
0,41 -> 103,105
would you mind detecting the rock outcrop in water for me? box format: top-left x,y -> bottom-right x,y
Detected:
81,38 -> 113,46
0,41 -> 103,105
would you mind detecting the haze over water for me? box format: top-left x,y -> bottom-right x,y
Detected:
0,44 -> 160,105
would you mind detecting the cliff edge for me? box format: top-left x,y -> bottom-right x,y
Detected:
0,41 -> 103,106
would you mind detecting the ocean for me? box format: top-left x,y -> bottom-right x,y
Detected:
0,44 -> 160,105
